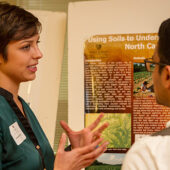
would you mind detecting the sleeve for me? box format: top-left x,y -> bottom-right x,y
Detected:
0,127 -> 2,170
121,139 -> 158,170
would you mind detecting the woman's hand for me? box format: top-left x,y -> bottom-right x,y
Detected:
54,133 -> 108,170
60,114 -> 109,148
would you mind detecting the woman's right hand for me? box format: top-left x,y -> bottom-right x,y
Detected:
54,133 -> 108,170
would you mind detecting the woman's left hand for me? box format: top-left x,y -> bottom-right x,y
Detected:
60,114 -> 109,149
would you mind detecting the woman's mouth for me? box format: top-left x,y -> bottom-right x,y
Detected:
27,65 -> 37,72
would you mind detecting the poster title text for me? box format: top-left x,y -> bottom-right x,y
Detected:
88,34 -> 158,50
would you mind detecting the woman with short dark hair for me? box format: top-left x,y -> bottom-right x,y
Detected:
0,3 -> 108,170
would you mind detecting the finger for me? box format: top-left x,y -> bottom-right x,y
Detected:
78,142 -> 108,169
93,122 -> 109,137
60,121 -> 73,134
83,141 -> 109,160
57,133 -> 67,152
78,138 -> 103,155
88,113 -> 104,130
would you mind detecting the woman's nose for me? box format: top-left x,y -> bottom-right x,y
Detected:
33,46 -> 43,59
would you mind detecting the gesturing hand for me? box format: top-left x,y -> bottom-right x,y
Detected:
60,114 -> 109,149
54,133 -> 108,170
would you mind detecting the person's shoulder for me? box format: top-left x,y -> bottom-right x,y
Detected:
152,127 -> 170,136
0,95 -> 8,105
0,95 -> 11,114
122,135 -> 170,170
129,135 -> 170,153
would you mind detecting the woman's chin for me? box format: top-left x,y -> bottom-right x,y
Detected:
22,75 -> 36,82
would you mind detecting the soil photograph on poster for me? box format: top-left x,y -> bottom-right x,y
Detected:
86,113 -> 131,150
133,63 -> 154,97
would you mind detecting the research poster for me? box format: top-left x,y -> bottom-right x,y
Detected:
84,32 -> 170,152
84,32 -> 170,168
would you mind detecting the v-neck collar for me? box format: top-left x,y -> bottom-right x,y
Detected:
0,87 -> 26,119
0,87 -> 13,100
0,87 -> 46,169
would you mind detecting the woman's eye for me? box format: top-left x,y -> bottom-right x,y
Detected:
21,44 -> 30,50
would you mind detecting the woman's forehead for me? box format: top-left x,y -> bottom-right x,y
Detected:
8,34 -> 39,47
19,34 -> 40,42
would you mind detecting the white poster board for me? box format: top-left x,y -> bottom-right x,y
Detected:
68,0 -> 170,166
19,10 -> 66,147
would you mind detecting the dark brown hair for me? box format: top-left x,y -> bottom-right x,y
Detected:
0,2 -> 41,60
158,18 -> 170,72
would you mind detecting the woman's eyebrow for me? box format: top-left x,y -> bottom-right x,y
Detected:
19,40 -> 33,44
19,36 -> 40,44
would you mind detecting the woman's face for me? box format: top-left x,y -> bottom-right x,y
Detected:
0,34 -> 42,84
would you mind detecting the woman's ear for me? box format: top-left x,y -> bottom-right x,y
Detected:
0,54 -> 5,64
163,65 -> 170,89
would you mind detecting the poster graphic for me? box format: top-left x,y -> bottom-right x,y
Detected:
86,113 -> 131,150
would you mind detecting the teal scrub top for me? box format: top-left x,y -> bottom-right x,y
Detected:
0,88 -> 55,170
